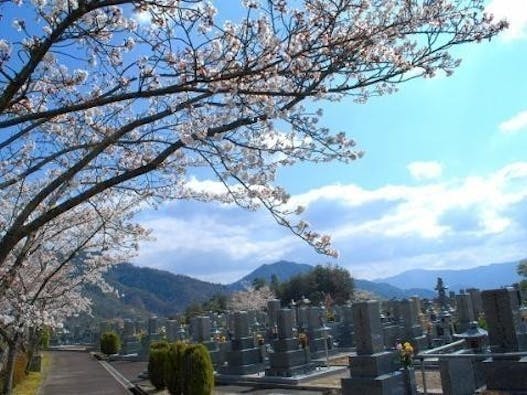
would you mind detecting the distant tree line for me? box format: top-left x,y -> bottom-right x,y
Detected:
518,259 -> 527,301
183,264 -> 354,319
274,264 -> 354,306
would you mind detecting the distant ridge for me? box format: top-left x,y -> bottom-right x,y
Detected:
375,261 -> 522,292
93,263 -> 228,318
227,260 -> 313,291
354,279 -> 435,299
228,260 -> 435,298
90,259 -> 519,320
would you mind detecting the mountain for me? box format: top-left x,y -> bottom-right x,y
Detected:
88,260 -> 448,320
89,263 -> 228,318
228,260 -> 434,298
228,260 -> 313,291
354,279 -> 436,299
375,261 -> 522,292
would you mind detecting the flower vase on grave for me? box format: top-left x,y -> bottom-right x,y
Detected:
400,367 -> 417,395
257,335 -> 265,363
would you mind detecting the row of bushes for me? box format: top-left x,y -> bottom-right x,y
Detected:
149,341 -> 213,395
100,331 -> 121,355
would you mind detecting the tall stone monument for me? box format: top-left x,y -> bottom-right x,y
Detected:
306,306 -> 330,359
267,299 -> 281,338
338,303 -> 354,349
266,309 -> 316,377
481,288 -> 527,392
219,311 -> 263,375
342,300 -> 408,395
455,293 -> 475,333
400,299 -> 427,352
191,316 -> 211,343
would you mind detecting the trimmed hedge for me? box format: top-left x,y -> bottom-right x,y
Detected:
148,340 -> 170,390
165,342 -> 187,395
182,344 -> 214,395
100,331 -> 121,355
39,327 -> 50,350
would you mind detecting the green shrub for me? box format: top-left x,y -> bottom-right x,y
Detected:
148,341 -> 169,390
39,327 -> 50,350
165,342 -> 187,395
182,344 -> 214,395
100,331 -> 121,355
478,315 -> 488,330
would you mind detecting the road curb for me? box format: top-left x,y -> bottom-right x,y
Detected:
97,359 -> 136,394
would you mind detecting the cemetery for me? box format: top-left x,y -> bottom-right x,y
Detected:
39,278 -> 527,394
0,1 -> 522,394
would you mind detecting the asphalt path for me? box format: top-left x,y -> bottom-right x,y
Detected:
39,351 -> 131,395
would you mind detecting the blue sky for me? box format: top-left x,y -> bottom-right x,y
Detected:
133,1 -> 527,283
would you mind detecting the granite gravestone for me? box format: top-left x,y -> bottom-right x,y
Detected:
164,320 -> 177,342
338,303 -> 354,349
219,311 -> 263,375
191,316 -> 211,343
121,319 -> 139,355
342,301 -> 409,395
482,288 -> 520,352
148,317 -> 162,342
266,309 -> 316,377
267,299 -> 280,338
307,306 -> 330,359
467,288 -> 483,319
400,299 -> 427,352
190,316 -> 222,366
482,288 -> 527,392
455,294 -> 475,333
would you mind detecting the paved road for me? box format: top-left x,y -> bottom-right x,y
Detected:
39,351 -> 131,395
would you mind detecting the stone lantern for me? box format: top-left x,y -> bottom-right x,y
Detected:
454,321 -> 488,353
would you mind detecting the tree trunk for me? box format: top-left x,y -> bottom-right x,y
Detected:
1,338 -> 18,395
25,328 -> 38,373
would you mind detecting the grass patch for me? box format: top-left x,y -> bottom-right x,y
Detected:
13,352 -> 51,395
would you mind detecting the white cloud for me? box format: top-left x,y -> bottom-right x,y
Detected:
137,215 -> 291,262
134,11 -> 152,25
499,110 -> 527,134
134,162 -> 527,283
487,0 -> 527,41
185,176 -> 230,195
407,161 -> 443,181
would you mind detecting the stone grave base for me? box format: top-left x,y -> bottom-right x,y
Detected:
349,351 -> 398,376
209,349 -> 226,368
218,362 -> 265,375
518,333 -> 527,351
413,335 -> 428,353
383,325 -> 400,347
483,357 -> 527,392
439,356 -> 477,395
342,351 -> 405,395
407,324 -> 423,339
216,365 -> 347,385
342,371 -> 405,395
308,337 -> 329,358
218,347 -> 263,375
265,361 -> 316,377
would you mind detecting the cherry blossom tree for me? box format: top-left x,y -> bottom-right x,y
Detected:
0,193 -> 146,393
228,285 -> 276,311
0,0 -> 505,391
